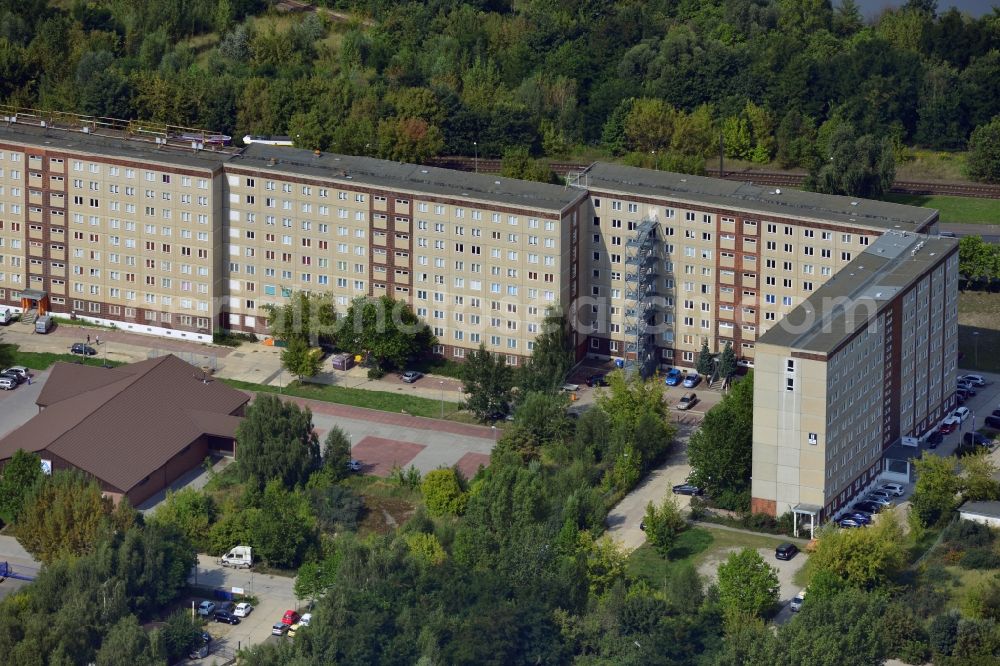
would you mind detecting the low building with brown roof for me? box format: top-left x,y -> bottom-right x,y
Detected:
0,355 -> 249,505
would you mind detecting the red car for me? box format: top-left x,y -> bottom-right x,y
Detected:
939,418 -> 958,435
282,610 -> 300,626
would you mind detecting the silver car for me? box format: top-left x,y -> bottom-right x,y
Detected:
0,376 -> 16,390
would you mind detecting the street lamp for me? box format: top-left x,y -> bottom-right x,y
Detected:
973,331 -> 980,368
474,141 -> 478,174
491,425 -> 497,443
439,380 -> 445,419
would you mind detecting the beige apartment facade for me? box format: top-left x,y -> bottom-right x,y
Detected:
751,234 -> 959,524
0,123 -> 228,343
1,121 -> 948,379
573,164 -> 939,372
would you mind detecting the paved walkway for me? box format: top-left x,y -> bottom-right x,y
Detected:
604,412 -> 704,551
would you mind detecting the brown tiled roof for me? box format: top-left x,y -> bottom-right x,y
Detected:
0,355 -> 249,492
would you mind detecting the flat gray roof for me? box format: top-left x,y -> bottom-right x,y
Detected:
0,123 -> 231,171
960,501 -> 1000,519
234,144 -> 586,213
758,233 -> 957,354
580,163 -> 938,232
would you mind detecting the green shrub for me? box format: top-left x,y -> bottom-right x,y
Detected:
943,520 -> 995,548
367,366 -> 386,379
960,548 -> 1000,570
420,468 -> 467,517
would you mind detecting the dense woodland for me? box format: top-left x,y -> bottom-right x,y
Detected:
1,1 -> 1000,178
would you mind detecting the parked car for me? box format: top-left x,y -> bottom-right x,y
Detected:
867,494 -> 893,507
677,392 -> 698,410
986,415 -> 1000,430
672,483 -> 704,496
954,407 -> 971,423
586,374 -> 609,387
940,417 -> 959,434
70,343 -> 97,356
955,389 -> 968,404
3,366 -> 29,382
233,602 -> 253,618
189,632 -> 211,660
288,622 -> 303,638
282,610 -> 300,626
963,375 -> 987,387
869,490 -> 893,501
664,368 -> 683,386
847,511 -> 872,525
299,613 -> 312,627
775,543 -> 799,560
878,483 -> 905,497
957,381 -> 976,396
400,370 -> 423,383
196,601 -> 216,617
927,430 -> 944,448
854,501 -> 883,514
0,376 -> 16,391
790,590 -> 807,612
347,459 -> 362,472
682,373 -> 701,388
963,432 -> 993,447
271,622 -> 289,636
0,371 -> 22,386
214,610 -> 240,625
1,368 -> 26,383
992,409 -> 1000,419
838,517 -> 863,528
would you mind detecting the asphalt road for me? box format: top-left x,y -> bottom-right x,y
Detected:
940,223 -> 1000,242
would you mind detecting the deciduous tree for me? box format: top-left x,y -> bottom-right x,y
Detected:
461,344 -> 514,422
643,495 -> 687,556
336,295 -> 435,372
235,394 -> 320,490
716,547 -> 780,621
967,116 -> 1000,183
0,448 -> 44,525
810,508 -> 906,589
808,123 -> 896,199
421,468 -> 468,517
280,336 -> 321,380
517,309 -> 574,396
16,470 -> 123,565
262,290 -> 337,346
961,450 -> 1000,502
911,453 -> 961,528
147,487 -> 216,552
687,372 -> 754,508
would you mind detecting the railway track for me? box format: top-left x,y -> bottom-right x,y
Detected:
426,156 -> 1000,199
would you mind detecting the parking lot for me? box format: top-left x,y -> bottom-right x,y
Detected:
186,554 -> 300,659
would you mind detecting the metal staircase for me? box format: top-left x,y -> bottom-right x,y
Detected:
624,219 -> 661,378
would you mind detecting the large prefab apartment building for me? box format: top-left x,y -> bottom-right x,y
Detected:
0,113 -> 957,519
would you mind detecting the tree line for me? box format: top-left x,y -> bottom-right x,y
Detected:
2,1 -> 1000,180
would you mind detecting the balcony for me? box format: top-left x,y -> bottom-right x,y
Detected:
373,216 -> 387,231
394,235 -> 410,251
394,218 -> 410,233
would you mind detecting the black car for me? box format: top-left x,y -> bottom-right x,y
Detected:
775,543 -> 799,560
854,501 -> 882,514
963,432 -> 993,447
926,430 -> 944,449
586,374 -> 609,387
213,610 -> 240,625
991,409 -> 1000,419
70,343 -> 97,356
955,389 -> 967,404
986,415 -> 1000,430
672,483 -> 704,496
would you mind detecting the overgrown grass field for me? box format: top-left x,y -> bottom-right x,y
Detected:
883,194 -> 1000,225
957,292 -> 1000,373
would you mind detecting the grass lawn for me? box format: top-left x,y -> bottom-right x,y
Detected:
0,343 -> 124,370
957,292 -> 1000,373
220,377 -> 463,420
882,193 -> 1000,225
627,526 -> 792,586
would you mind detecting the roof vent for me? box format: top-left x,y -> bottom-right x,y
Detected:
494,180 -> 501,185
775,188 -> 781,194
851,201 -> 859,206
267,158 -> 276,167
420,169 -> 429,174
313,149 -> 321,157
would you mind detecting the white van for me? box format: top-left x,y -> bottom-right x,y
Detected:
790,589 -> 806,612
35,315 -> 53,334
0,308 -> 14,325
